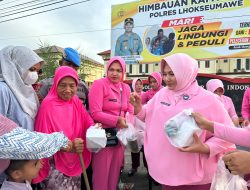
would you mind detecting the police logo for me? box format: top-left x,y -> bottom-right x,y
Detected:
183,94 -> 189,100
117,9 -> 125,18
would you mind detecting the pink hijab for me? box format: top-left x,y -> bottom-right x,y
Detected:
106,56 -> 126,82
141,72 -> 162,104
149,71 -> 162,91
161,53 -> 198,93
132,78 -> 143,95
206,79 -> 224,93
34,66 -> 93,183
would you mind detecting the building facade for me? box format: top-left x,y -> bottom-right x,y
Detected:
98,49 -> 250,79
35,45 -> 104,86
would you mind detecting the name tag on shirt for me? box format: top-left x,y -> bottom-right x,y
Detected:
109,99 -> 118,102
160,101 -> 171,106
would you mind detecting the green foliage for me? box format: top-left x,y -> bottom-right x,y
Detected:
36,41 -> 60,80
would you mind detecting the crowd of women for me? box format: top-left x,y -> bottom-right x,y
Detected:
1,45 -> 250,190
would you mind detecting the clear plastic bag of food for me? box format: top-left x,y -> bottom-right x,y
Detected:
86,123 -> 106,153
211,158 -> 247,190
164,108 -> 202,148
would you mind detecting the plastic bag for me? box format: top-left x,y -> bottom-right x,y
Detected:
117,123 -> 141,153
134,117 -> 145,145
164,108 -> 202,148
210,159 -> 248,190
86,124 -> 107,153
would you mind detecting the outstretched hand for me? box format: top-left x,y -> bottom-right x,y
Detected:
192,112 -> 214,132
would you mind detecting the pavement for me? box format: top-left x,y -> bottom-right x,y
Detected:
119,150 -> 161,190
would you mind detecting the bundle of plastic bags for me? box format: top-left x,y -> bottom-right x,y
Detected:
117,113 -> 142,153
86,123 -> 107,153
164,108 -> 202,148
211,158 -> 248,190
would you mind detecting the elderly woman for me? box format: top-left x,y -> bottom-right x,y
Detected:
33,66 -> 93,190
206,79 -> 239,126
89,56 -> 133,190
130,53 -> 234,190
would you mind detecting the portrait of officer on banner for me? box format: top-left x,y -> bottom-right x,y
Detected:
115,17 -> 143,57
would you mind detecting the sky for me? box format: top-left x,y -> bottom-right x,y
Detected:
0,0 -> 134,63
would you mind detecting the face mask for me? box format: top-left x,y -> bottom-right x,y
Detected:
23,71 -> 38,85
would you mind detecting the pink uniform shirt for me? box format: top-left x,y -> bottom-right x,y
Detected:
89,77 -> 133,127
137,53 -> 234,186
242,87 -> 250,120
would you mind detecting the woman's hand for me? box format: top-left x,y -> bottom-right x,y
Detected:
192,112 -> 214,132
129,92 -> 142,115
72,138 -> 84,153
179,133 -> 210,154
223,150 -> 250,175
60,140 -> 73,152
242,119 -> 249,128
117,117 -> 128,129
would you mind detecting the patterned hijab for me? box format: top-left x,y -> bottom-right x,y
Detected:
0,46 -> 44,119
0,114 -> 68,173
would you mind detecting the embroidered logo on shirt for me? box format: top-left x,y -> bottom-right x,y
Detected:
183,94 -> 190,100
108,99 -> 118,102
160,101 -> 171,106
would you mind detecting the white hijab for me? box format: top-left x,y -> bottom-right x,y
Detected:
0,46 -> 44,119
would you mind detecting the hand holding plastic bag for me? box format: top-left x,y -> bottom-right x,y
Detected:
211,158 -> 248,190
164,108 -> 202,148
117,113 -> 141,153
117,123 -> 141,152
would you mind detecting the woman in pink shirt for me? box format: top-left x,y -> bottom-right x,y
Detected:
33,66 -> 93,190
242,87 -> 250,127
141,71 -> 162,104
130,53 -> 234,190
89,56 -> 133,190
206,79 -> 239,126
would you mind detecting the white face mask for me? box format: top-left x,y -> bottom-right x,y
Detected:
23,71 -> 38,85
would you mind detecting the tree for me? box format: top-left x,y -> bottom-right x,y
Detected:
36,40 -> 60,80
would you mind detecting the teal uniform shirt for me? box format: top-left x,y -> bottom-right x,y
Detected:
115,32 -> 143,56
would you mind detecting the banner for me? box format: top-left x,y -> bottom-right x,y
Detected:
111,0 -> 250,64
